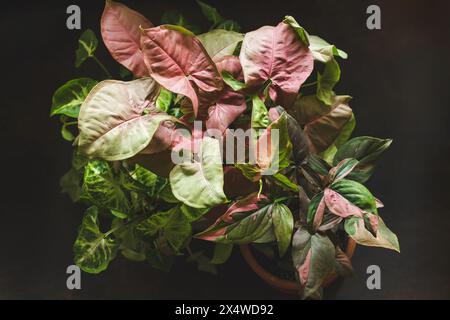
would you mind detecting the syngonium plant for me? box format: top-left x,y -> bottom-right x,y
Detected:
51,0 -> 399,299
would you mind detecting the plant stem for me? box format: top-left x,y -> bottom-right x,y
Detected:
301,81 -> 318,88
91,55 -> 112,78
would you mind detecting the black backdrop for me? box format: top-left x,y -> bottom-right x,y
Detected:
1,0 -> 449,299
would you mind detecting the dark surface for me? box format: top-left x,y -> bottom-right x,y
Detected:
1,0 -> 449,299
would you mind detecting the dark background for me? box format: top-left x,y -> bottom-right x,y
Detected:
1,0 -> 449,299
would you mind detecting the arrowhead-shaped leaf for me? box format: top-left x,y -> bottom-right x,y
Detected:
272,203 -> 294,256
101,0 -> 153,77
75,29 -> 98,68
309,35 -> 348,63
74,206 -> 118,274
140,25 -> 223,117
80,160 -> 130,217
198,29 -> 244,61
291,95 -> 354,154
206,56 -> 246,133
240,21 -> 313,107
169,137 -> 227,208
292,227 -> 336,299
78,78 -> 172,161
51,78 -> 97,118
333,136 -> 393,183
345,216 -> 400,252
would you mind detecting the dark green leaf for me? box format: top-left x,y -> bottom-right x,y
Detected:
306,192 -> 325,232
217,20 -> 241,32
73,206 -> 118,274
197,0 -> 224,25
164,209 -> 192,251
211,243 -> 233,264
333,136 -> 393,183
60,168 -> 82,202
161,10 -> 201,34
272,173 -> 298,192
75,29 -> 98,68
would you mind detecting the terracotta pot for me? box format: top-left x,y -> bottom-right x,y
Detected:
239,239 -> 356,296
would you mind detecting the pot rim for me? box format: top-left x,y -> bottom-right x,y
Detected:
239,238 -> 356,295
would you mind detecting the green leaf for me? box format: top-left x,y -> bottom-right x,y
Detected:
291,227 -> 336,299
80,160 -> 131,216
251,95 -> 270,131
345,216 -> 400,252
118,66 -> 132,80
112,219 -> 146,262
169,137 -> 227,209
309,35 -> 348,63
197,0 -> 224,25
222,71 -> 246,91
272,173 -> 298,192
216,20 -> 241,32
61,120 -> 76,141
283,16 -> 310,47
187,251 -> 218,275
272,203 -> 294,256
50,78 -> 97,118
60,168 -> 82,202
197,29 -> 244,60
164,208 -> 192,251
330,179 -> 377,214
130,164 -> 159,196
333,136 -> 393,183
215,204 -> 275,244
180,204 -> 209,222
147,245 -> 174,272
75,29 -> 98,68
73,206 -> 118,274
77,78 -> 170,161
156,87 -> 173,112
136,208 -> 174,239
307,154 -> 331,176
161,10 -> 201,34
211,243 -> 233,264
316,57 -> 341,106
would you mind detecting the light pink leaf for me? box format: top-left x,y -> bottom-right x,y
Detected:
101,0 -> 153,77
312,196 -> 326,231
375,197 -> 384,208
324,188 -> 364,218
140,25 -> 223,117
240,21 -> 313,107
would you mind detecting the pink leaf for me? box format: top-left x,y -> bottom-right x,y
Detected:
140,25 -> 223,117
240,22 -> 313,107
298,248 -> 312,286
101,1 -> 153,77
324,188 -> 364,218
312,196 -> 326,231
206,56 -> 246,133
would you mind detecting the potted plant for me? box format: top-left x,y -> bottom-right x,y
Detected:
51,0 -> 399,299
